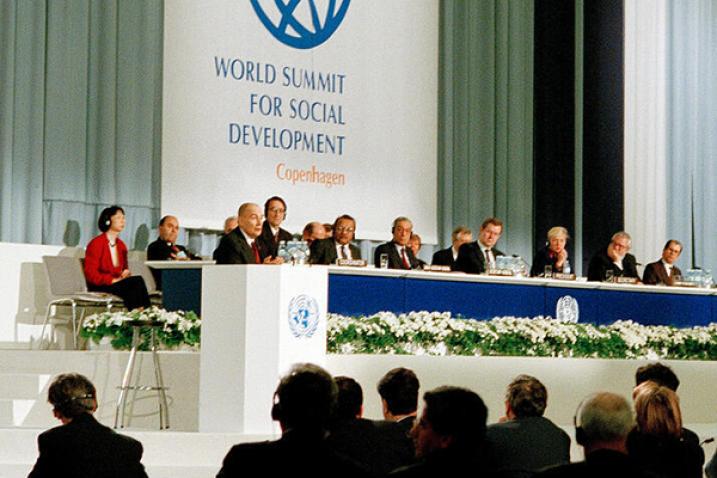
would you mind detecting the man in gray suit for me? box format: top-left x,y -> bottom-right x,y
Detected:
485,375 -> 570,478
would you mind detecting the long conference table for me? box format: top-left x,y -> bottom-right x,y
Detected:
147,262 -> 717,327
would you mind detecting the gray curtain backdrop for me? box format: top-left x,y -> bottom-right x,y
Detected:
438,0 -> 534,260
0,0 -> 162,249
667,0 -> 717,273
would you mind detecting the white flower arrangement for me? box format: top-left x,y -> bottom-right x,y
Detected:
327,311 -> 717,360
81,306 -> 201,350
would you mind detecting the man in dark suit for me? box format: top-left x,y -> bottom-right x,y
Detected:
485,375 -> 570,478
213,203 -> 280,265
391,386 -> 489,477
454,217 -> 505,274
587,231 -> 640,282
257,196 -> 293,258
373,217 -> 421,269
377,367 -> 419,464
642,240 -> 683,285
28,373 -> 148,478
536,392 -> 656,478
327,376 -> 415,475
310,214 -> 361,264
431,226 -> 473,268
217,364 -> 368,478
146,215 -> 199,288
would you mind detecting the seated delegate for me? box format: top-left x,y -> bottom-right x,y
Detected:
530,226 -> 570,276
84,206 -> 150,310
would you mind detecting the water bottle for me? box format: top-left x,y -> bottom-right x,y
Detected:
277,241 -> 290,263
563,260 -> 571,275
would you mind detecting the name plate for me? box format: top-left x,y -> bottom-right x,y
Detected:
336,259 -> 368,267
487,268 -> 514,277
615,277 -> 638,284
552,273 -> 577,281
672,281 -> 698,288
424,265 -> 451,273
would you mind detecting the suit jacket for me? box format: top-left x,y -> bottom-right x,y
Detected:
146,238 -> 196,261
431,247 -> 455,267
257,221 -> 293,258
485,416 -> 570,478
310,238 -> 362,265
626,428 -> 704,478
536,449 -> 660,478
374,241 -> 421,269
28,413 -> 147,478
453,241 -> 505,274
217,430 -> 369,478
587,248 -> 639,282
642,260 -> 682,285
391,446 -> 490,477
327,418 -> 415,476
84,233 -> 129,286
530,246 -> 568,277
213,228 -> 266,265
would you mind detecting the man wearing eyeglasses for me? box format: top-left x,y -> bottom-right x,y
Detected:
310,214 -> 361,265
642,240 -> 683,286
258,196 -> 294,258
587,231 -> 640,282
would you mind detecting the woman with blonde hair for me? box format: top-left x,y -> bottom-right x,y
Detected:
530,227 -> 570,277
627,381 -> 704,478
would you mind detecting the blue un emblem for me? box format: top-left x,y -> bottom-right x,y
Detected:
250,0 -> 351,49
287,294 -> 320,338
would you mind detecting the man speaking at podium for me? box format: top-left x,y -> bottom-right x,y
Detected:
213,203 -> 282,265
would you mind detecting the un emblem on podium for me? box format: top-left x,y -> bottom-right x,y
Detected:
250,0 -> 351,49
288,294 -> 320,338
556,295 -> 579,323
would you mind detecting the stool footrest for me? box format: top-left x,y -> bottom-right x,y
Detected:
116,385 -> 169,392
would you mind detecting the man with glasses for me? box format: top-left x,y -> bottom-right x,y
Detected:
642,240 -> 684,286
373,217 -> 421,269
587,231 -> 640,282
258,196 -> 293,258
310,214 -> 362,264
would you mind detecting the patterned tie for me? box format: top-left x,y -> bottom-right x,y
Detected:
251,241 -> 261,263
401,247 -> 410,269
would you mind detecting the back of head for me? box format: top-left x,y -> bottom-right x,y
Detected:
377,367 -> 419,415
635,362 -> 680,391
423,386 -> 487,452
334,376 -> 363,420
634,381 -> 682,439
48,373 -> 97,419
272,363 -> 337,433
576,392 -> 633,445
506,374 -> 547,418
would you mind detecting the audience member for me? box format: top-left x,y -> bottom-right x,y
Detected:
627,381 -> 704,478
217,363 -> 368,478
391,386 -> 489,477
587,232 -> 640,282
258,196 -> 293,258
408,233 -> 427,269
84,206 -> 150,310
323,223 -> 333,237
485,375 -> 570,477
454,217 -> 505,274
28,373 -> 148,478
374,217 -> 421,270
431,226 -> 472,268
642,240 -> 683,285
635,362 -> 681,391
223,216 -> 238,235
302,221 -> 326,246
377,367 -> 420,427
213,203 -> 282,265
536,392 -> 656,478
327,376 -> 415,475
531,227 -> 570,277
310,214 -> 361,264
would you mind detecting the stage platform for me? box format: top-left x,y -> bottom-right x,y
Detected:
1,350 -> 716,477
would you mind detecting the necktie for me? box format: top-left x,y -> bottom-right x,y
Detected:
342,245 -> 349,259
484,249 -> 492,268
401,247 -> 410,269
251,241 -> 261,263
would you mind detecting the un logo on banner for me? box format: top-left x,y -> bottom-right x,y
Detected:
250,0 -> 351,49
288,294 -> 320,338
556,296 -> 579,323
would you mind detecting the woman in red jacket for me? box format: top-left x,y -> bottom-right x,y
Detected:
84,206 -> 150,310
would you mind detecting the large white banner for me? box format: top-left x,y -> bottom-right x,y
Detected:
162,0 -> 438,242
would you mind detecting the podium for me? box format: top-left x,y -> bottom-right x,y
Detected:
198,265 -> 328,434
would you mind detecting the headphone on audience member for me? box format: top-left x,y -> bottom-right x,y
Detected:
574,397 -> 587,446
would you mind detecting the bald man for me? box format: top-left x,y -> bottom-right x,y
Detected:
213,203 -> 282,265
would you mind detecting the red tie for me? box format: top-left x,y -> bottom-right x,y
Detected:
401,248 -> 410,269
251,241 -> 261,263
